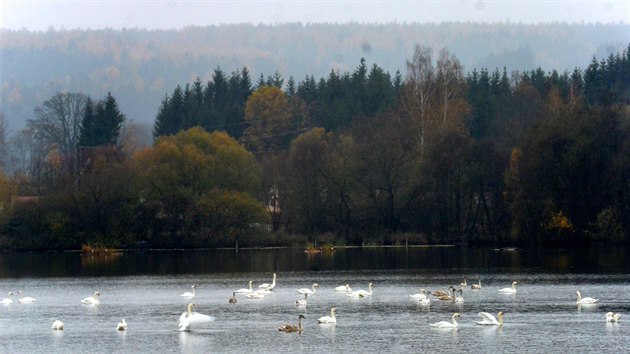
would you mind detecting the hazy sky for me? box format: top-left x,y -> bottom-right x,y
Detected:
1,1 -> 629,31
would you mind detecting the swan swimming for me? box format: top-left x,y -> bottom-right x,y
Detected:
576,291 -> 598,305
229,292 -> 237,304
606,312 -> 621,322
1,292 -> 13,305
297,283 -> 319,295
460,277 -> 468,288
51,320 -> 64,330
259,273 -> 277,291
417,296 -> 431,305
432,286 -> 455,298
436,287 -> 456,301
178,303 -> 215,332
317,307 -> 337,324
295,293 -> 308,306
236,281 -> 254,294
335,284 -> 352,293
454,289 -> 465,303
245,290 -> 265,299
17,290 -> 36,303
116,319 -> 127,331
475,311 -> 504,325
81,291 -> 100,305
278,314 -> 305,333
410,289 -> 428,301
181,285 -> 196,297
430,313 -> 461,328
498,282 -> 518,294
471,280 -> 482,290
347,283 -> 373,298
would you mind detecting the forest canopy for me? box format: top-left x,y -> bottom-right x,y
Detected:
1,43 -> 629,250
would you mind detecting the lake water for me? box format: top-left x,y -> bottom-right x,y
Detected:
0,246 -> 628,353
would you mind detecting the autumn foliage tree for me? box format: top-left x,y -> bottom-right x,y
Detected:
133,127 -> 267,246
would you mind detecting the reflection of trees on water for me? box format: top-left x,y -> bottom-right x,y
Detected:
0,246 -> 628,277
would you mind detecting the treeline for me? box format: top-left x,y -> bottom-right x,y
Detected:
0,44 -> 629,249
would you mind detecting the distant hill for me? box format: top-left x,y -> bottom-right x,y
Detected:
1,22 -> 627,131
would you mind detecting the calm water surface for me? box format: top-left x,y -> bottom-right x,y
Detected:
0,246 -> 628,353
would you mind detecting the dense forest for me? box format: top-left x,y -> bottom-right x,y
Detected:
0,43 -> 629,250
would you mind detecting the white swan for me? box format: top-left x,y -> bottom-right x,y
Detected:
459,277 -> 468,287
245,290 -> 265,299
317,307 -> 337,324
347,283 -> 373,298
471,280 -> 482,290
606,312 -> 621,322
297,283 -> 319,295
235,281 -> 254,294
410,288 -> 428,301
181,285 -> 196,297
229,292 -> 237,304
17,290 -> 36,303
475,311 -> 504,325
116,319 -> 127,331
1,291 -> 13,305
418,296 -> 431,305
454,289 -> 464,303
335,284 -> 352,293
259,273 -> 277,291
498,282 -> 517,294
430,313 -> 461,328
576,290 -> 598,304
178,303 -> 215,332
81,291 -> 100,305
51,320 -> 64,330
295,293 -> 308,306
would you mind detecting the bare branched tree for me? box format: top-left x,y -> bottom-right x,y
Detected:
29,92 -> 88,175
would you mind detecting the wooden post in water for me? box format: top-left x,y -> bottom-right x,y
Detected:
235,240 -> 239,253
406,237 -> 408,251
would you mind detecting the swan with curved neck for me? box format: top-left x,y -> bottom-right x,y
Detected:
117,319 -> 127,331
576,291 -> 598,304
430,313 -> 461,328
348,283 -> 373,298
436,287 -> 456,301
229,292 -> 237,304
181,285 -> 196,297
178,303 -> 215,331
236,281 -> 254,294
498,282 -> 518,294
317,307 -> 337,324
475,311 -> 504,325
81,291 -> 100,305
297,283 -> 319,295
259,273 -> 277,291
278,314 -> 305,332
471,279 -> 482,289
432,286 -> 455,298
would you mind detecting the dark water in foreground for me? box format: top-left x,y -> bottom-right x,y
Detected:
0,246 -> 628,352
